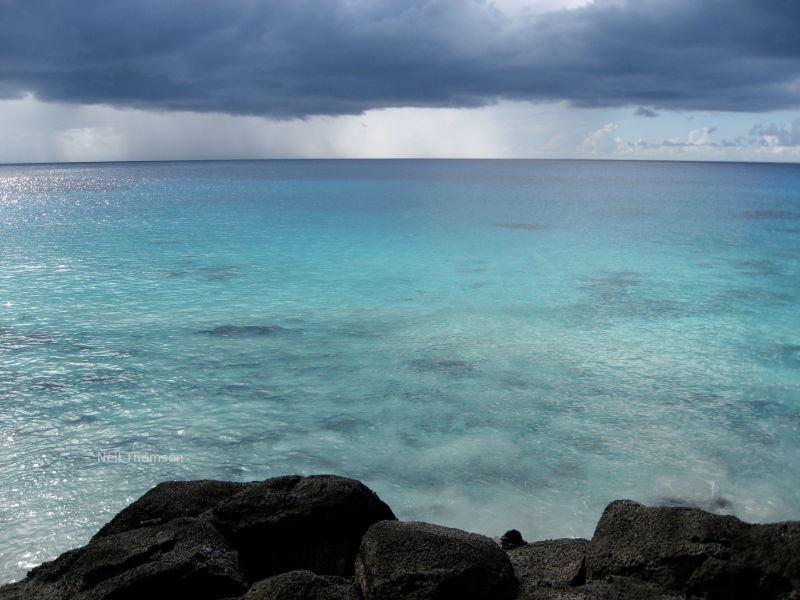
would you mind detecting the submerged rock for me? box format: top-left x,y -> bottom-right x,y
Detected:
494,223 -> 555,230
406,358 -> 476,376
199,325 -> 291,336
741,210 -> 800,219
593,207 -> 656,216
355,520 -> 517,600
202,266 -> 238,281
0,325 -> 55,349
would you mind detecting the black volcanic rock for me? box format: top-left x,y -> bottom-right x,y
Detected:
355,520 -> 517,600
518,577 -> 683,599
228,570 -> 358,599
509,538 -> 588,594
584,499 -> 800,599
94,480 -> 246,539
500,529 -> 526,550
0,517 -> 246,600
207,475 -> 396,581
3,478 -> 800,600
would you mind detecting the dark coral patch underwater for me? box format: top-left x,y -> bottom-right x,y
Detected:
406,358 -> 476,376
199,325 -> 295,336
494,223 -> 555,230
741,210 -> 800,219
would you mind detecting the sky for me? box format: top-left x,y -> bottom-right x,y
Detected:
1,0 -> 799,163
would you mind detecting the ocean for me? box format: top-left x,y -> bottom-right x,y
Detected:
1,159 -> 798,582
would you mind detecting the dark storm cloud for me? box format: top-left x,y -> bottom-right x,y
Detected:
1,0 -> 798,118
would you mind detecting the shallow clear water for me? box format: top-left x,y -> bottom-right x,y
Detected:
1,159 -> 799,582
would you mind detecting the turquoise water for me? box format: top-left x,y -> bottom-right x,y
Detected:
1,159 -> 799,581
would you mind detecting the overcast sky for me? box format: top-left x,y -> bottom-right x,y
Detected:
1,0 -> 799,163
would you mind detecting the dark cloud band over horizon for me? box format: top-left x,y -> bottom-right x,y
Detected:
1,0 -> 799,119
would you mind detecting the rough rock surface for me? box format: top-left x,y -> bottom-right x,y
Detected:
585,499 -> 800,599
518,576 -> 684,599
355,520 -> 518,599
207,474 -> 396,581
226,570 -> 358,599
509,538 -> 588,594
0,517 -> 247,600
2,477 -> 800,600
94,480 -> 246,538
501,529 -> 527,550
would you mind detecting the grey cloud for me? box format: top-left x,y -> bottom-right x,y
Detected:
635,107 -> 659,117
658,120 -> 800,149
1,0 -> 799,118
749,119 -> 800,146
721,138 -> 745,147
661,141 -> 721,148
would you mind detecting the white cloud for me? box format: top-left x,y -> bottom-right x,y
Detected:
687,126 -> 717,145
55,127 -> 126,162
749,118 -> 800,147
581,123 -> 622,154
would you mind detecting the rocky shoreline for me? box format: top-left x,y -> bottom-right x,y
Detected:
1,474 -> 797,599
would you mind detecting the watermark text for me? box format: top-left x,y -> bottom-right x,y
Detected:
96,451 -> 186,464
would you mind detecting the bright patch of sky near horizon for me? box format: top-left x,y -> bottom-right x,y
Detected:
3,94 -> 799,164
1,0 -> 799,163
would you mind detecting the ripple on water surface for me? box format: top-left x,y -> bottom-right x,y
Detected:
0,159 -> 799,583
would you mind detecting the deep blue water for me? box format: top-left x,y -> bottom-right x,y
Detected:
1,159 -> 799,582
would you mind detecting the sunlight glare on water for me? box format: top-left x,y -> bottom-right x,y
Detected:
0,159 -> 799,582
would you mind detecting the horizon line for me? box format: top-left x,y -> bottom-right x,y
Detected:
2,157 -> 800,168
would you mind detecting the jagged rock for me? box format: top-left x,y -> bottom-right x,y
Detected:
0,517 -> 246,600
584,499 -> 800,599
355,520 -> 517,600
3,479 -> 799,600
518,576 -> 684,599
228,570 -> 358,599
509,538 -> 588,594
656,496 -> 732,513
94,480 -> 246,538
207,475 -> 396,581
500,529 -> 526,550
